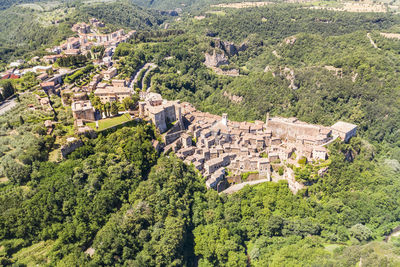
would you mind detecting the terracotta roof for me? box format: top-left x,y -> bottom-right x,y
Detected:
1,73 -> 20,79
40,81 -> 55,87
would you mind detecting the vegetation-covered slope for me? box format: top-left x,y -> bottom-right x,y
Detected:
2,2 -> 400,266
0,0 -> 164,65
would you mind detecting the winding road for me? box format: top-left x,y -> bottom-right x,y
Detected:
129,63 -> 157,91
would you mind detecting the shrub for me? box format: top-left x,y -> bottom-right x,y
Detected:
349,224 -> 372,242
278,166 -> 284,176
298,157 -> 307,165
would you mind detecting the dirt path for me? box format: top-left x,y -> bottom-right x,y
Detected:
385,225 -> 400,242
220,179 -> 269,194
0,98 -> 17,116
367,33 -> 379,49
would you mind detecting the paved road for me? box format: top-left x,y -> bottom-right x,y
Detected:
144,64 -> 157,92
0,98 -> 17,116
130,64 -> 149,89
220,179 -> 270,194
129,63 -> 157,90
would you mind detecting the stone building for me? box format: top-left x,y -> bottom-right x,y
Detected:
72,23 -> 91,34
103,67 -> 117,80
71,100 -> 95,121
331,121 -> 357,142
206,168 -> 225,189
138,93 -> 182,134
145,96 -> 356,193
94,86 -> 132,103
312,146 -> 327,161
111,79 -> 126,87
267,116 -> 331,142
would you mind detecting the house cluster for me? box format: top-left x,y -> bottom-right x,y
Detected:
1,64 -> 54,81
93,78 -> 132,104
138,94 -> 357,191
68,67 -> 134,133
138,92 -> 183,134
45,18 -> 136,63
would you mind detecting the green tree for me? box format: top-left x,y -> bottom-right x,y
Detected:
122,97 -> 134,111
104,102 -> 111,117
350,224 -> 372,242
1,80 -> 14,98
111,101 -> 119,116
3,159 -> 31,185
19,115 -> 24,125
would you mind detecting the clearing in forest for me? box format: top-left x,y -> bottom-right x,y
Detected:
309,2 -> 387,13
211,1 -> 273,8
380,32 -> 400,40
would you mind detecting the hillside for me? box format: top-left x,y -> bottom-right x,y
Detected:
0,0 -> 165,65
1,1 -> 400,266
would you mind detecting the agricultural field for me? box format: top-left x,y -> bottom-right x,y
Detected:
210,1 -> 273,8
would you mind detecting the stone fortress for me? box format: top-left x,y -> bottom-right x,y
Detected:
139,93 -> 357,192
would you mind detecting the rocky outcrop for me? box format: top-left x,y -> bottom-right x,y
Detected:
283,35 -> 297,45
280,67 -> 298,90
204,38 -> 246,75
223,91 -> 243,103
264,65 -> 276,77
204,51 -> 229,67
324,65 -> 343,78
213,67 -> 240,77
285,168 -> 305,194
212,38 -> 248,57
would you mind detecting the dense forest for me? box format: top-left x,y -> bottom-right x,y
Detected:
2,0 -> 400,266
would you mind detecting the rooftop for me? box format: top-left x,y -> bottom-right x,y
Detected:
94,86 -> 131,95
331,121 -> 357,133
71,100 -> 94,112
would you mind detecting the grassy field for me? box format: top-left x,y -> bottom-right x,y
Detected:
210,2 -> 273,9
11,240 -> 54,266
324,243 -> 343,253
205,10 -> 227,16
87,113 -> 131,131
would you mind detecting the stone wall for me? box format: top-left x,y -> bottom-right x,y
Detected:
285,168 -> 305,194
268,118 -> 322,140
164,105 -> 176,123
61,138 -> 83,158
164,130 -> 184,145
152,111 -> 167,133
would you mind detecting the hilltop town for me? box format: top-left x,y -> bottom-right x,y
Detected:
3,1 -> 400,266
0,17 -> 358,194
134,92 -> 356,192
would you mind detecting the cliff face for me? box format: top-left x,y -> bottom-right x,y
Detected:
213,38 -> 248,57
204,50 -> 229,67
204,38 -> 247,74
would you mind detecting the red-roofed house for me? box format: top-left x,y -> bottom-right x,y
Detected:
1,73 -> 20,80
